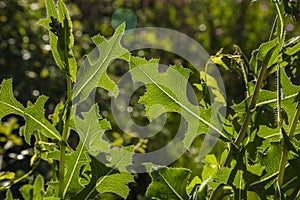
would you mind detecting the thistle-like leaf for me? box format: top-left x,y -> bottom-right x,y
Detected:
73,104 -> 111,155
0,79 -> 61,143
147,167 -> 191,200
129,57 -> 227,149
72,23 -> 130,102
73,156 -> 134,200
60,104 -> 112,197
249,38 -> 280,76
38,0 -> 77,81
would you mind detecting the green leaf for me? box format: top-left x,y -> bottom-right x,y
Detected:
284,36 -> 300,56
233,68 -> 300,129
38,0 -> 77,81
61,104 -> 112,197
0,79 -> 61,143
44,181 -> 59,198
257,143 -> 282,183
62,143 -> 90,197
130,57 -> 227,149
73,155 -> 133,200
106,146 -> 134,172
73,104 -> 111,155
95,162 -> 134,199
0,172 -> 15,181
202,154 -> 218,181
186,176 -> 202,195
147,167 -> 191,200
43,197 -> 61,200
5,189 -> 13,200
194,71 -> 226,106
72,23 -> 130,102
20,175 -> 44,200
249,38 -> 279,76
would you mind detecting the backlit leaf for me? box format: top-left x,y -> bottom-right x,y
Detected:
147,167 -> 191,200
72,23 -> 130,102
0,79 -> 61,143
130,57 -> 227,150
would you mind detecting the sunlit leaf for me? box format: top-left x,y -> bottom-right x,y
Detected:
147,167 -> 191,200
130,57 -> 228,149
0,79 -> 61,143
20,175 -> 44,200
72,23 -> 130,102
38,0 -> 77,81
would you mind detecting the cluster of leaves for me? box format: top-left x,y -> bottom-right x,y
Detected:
0,0 -> 300,199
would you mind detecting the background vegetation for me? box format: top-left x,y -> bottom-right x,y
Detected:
0,0 -> 300,199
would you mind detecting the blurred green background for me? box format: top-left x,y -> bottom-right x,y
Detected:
0,0 -> 299,199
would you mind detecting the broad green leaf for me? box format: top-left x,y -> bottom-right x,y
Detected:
61,104 -> 111,197
0,79 -> 61,143
38,0 -> 77,81
43,197 -> 61,200
211,167 -> 233,189
73,156 -> 134,200
95,160 -> 134,199
247,191 -> 261,200
20,175 -> 44,200
257,143 -> 282,182
73,104 -> 111,155
61,143 -> 90,197
130,57 -> 227,149
288,157 -> 300,199
194,71 -> 226,106
212,145 -> 264,192
106,146 -> 134,172
49,102 -> 64,133
44,181 -> 59,198
147,167 -> 191,200
72,23 -> 130,102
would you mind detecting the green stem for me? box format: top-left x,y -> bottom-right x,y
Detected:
274,0 -> 284,40
0,159 -> 40,191
273,1 -> 286,198
222,46 -> 276,167
58,71 -> 72,199
276,104 -> 300,197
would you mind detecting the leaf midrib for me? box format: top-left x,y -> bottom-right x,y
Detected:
86,149 -> 131,200
0,100 -> 60,141
136,66 -> 225,138
160,173 -> 184,200
63,117 -> 93,196
256,93 -> 298,107
72,33 -> 122,99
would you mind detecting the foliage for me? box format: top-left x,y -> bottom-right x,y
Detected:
0,0 -> 300,199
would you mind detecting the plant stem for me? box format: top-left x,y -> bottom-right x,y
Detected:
222,46 -> 276,167
276,104 -> 300,195
0,159 -> 40,191
58,71 -> 72,199
274,0 -> 284,40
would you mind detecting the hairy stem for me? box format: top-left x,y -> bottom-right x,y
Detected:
222,46 -> 276,167
273,1 -> 286,198
276,103 -> 300,197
